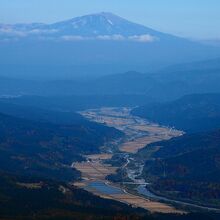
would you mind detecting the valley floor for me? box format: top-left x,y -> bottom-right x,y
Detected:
73,107 -> 184,213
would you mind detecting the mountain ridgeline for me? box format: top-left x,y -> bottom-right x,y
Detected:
132,93 -> 220,133
133,93 -> 220,208
0,102 -> 123,181
0,13 -> 220,79
141,129 -> 220,208
1,57 -> 220,103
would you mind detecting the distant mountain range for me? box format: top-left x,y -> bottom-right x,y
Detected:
0,12 -> 187,41
1,57 -> 220,104
0,12 -> 220,79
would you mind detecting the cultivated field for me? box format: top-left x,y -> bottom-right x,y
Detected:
74,107 -> 184,213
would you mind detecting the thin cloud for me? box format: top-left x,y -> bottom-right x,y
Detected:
97,35 -> 125,41
61,34 -> 158,42
0,28 -> 27,37
0,27 -> 159,43
28,29 -> 58,34
129,34 -> 158,43
61,35 -> 87,41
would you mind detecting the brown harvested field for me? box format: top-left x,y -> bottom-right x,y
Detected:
84,185 -> 183,214
119,132 -> 180,153
131,125 -> 182,136
120,123 -> 182,153
72,182 -> 88,187
74,161 -> 117,181
93,116 -> 133,127
113,194 -> 180,213
87,154 -> 113,160
120,136 -> 153,153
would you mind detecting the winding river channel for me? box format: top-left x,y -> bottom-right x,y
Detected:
73,107 -> 220,213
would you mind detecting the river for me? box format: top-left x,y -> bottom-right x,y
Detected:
74,107 -> 220,213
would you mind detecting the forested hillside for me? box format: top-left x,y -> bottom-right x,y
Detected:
132,93 -> 220,133
142,129 -> 220,207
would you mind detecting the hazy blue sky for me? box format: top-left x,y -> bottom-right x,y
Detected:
1,0 -> 219,39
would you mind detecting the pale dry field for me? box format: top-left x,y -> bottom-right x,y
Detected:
111,194 -> 183,214
74,161 -> 117,181
87,153 -> 113,160
120,131 -> 181,153
120,136 -> 153,153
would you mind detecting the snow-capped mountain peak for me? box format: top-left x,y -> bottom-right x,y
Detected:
0,12 -> 162,42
